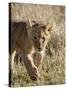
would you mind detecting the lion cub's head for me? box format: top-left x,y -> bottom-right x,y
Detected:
27,20 -> 53,52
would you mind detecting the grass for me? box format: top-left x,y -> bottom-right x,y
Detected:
10,3 -> 65,87
11,32 -> 65,87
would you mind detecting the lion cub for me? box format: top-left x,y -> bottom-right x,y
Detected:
10,20 -> 53,81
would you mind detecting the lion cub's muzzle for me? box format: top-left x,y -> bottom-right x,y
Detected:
37,47 -> 42,51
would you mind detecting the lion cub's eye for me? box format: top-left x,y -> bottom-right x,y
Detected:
34,36 -> 37,39
42,37 -> 45,41
48,28 -> 52,33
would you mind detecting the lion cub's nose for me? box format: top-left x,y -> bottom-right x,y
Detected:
38,47 -> 42,51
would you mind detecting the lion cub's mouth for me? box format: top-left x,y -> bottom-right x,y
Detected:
38,47 -> 42,51
35,48 -> 42,52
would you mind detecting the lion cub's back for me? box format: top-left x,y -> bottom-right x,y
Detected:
11,22 -> 33,54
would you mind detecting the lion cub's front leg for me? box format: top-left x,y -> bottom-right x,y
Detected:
33,52 -> 44,73
22,53 -> 40,81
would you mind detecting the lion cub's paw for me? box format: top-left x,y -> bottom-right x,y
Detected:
29,67 -> 40,81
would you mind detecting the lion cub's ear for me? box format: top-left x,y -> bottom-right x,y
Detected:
46,23 -> 53,33
41,23 -> 53,33
43,23 -> 53,33
28,19 -> 36,27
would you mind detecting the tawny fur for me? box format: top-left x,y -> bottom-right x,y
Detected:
10,20 -> 53,81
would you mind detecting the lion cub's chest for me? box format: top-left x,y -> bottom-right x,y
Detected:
28,46 -> 44,66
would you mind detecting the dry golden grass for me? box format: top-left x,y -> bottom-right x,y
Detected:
9,3 -> 65,87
